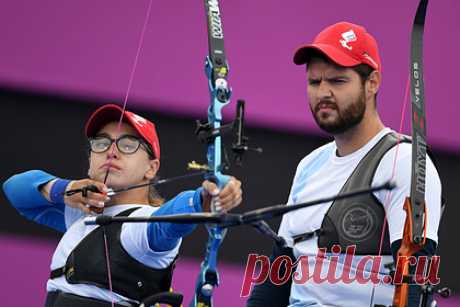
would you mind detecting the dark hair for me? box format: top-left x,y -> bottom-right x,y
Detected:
350,63 -> 374,85
351,63 -> 378,104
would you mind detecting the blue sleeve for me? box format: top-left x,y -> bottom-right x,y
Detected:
2,170 -> 66,232
147,188 -> 204,251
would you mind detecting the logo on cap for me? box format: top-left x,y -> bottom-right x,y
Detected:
340,29 -> 357,50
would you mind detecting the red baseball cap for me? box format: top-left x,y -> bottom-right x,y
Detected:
293,21 -> 381,71
85,104 -> 161,159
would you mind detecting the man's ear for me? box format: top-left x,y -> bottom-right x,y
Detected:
145,159 -> 160,180
366,70 -> 381,99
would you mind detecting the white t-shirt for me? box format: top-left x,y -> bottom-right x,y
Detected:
278,128 -> 441,307
47,204 -> 180,305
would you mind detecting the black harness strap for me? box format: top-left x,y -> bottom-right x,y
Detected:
294,133 -> 410,255
292,229 -> 323,245
50,207 -> 177,301
50,208 -> 141,280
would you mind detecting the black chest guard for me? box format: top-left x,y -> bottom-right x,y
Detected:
293,132 -> 410,255
50,207 -> 176,301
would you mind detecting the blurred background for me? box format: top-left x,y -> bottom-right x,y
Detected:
1,0 -> 458,306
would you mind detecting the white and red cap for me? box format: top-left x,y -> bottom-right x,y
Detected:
293,21 -> 381,71
85,104 -> 161,159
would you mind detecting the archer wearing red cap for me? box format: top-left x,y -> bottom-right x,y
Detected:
3,104 -> 243,306
247,22 -> 442,307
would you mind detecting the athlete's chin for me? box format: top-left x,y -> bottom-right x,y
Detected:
315,116 -> 340,130
316,119 -> 348,134
104,178 -> 129,190
92,171 -> 124,185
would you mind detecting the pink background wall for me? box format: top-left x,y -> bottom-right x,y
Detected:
0,0 -> 459,151
1,1 -> 458,305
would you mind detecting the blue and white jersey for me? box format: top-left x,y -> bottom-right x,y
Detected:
278,128 -> 441,307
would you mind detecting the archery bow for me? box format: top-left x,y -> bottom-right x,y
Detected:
70,0 -> 253,304
190,1 -> 231,306
391,0 -> 429,306
367,2 -> 430,307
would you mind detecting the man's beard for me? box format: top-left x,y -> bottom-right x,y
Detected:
311,90 -> 366,134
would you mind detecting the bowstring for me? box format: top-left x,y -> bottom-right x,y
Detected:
368,77 -> 411,306
103,0 -> 154,184
101,1 -> 154,306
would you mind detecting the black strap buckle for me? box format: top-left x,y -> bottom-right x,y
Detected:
293,229 -> 323,245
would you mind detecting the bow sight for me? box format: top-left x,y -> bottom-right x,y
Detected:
193,99 -> 263,170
